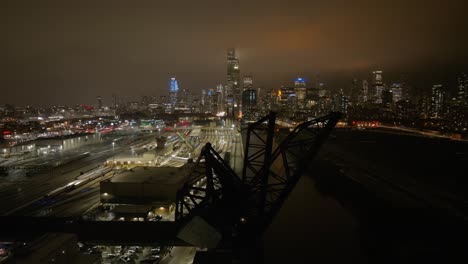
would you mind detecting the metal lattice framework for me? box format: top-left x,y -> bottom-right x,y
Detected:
242,112 -> 276,185
241,112 -> 276,218
175,143 -> 241,222
243,112 -> 342,232
175,112 -> 341,232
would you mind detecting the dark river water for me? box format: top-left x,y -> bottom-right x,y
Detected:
263,130 -> 468,264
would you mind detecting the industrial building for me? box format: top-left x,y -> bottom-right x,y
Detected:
100,166 -> 189,209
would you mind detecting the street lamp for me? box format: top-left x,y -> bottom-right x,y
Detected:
112,142 -> 115,165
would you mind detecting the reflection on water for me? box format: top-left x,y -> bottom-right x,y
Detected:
263,167 -> 367,264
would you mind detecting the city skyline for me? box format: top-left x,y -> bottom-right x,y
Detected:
1,0 -> 467,105
0,69 -> 465,108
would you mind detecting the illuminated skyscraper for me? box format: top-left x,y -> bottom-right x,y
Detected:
373,71 -> 383,84
216,84 -> 225,114
400,74 -> 411,101
201,89 -> 206,106
178,89 -> 191,107
203,89 -> 216,114
216,83 -> 224,97
333,89 -> 349,114
294,77 -> 306,88
318,82 -> 327,98
242,75 -> 253,91
170,77 -> 179,93
390,83 -> 403,103
350,78 -> 359,105
372,71 -> 384,103
457,73 -> 467,105
279,86 -> 296,115
242,89 -> 257,120
361,80 -> 369,103
294,78 -> 307,109
227,48 -> 240,116
430,84 -> 444,119
242,89 -> 257,109
169,77 -> 179,110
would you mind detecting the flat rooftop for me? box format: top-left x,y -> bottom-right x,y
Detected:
111,166 -> 189,185
190,128 -> 202,137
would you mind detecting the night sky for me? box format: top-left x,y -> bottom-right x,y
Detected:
1,0 -> 467,106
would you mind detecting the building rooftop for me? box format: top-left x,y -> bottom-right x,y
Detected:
110,166 -> 189,185
190,128 -> 201,137
100,166 -> 191,205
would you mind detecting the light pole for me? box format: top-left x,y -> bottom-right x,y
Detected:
112,142 -> 115,165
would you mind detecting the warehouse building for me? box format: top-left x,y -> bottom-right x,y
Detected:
100,166 -> 189,218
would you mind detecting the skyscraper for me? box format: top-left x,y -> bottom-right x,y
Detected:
226,48 -> 240,116
178,89 -> 191,106
430,84 -> 444,119
97,96 -> 102,110
242,89 -> 257,119
279,86 -> 296,115
201,89 -> 206,107
390,83 -> 403,103
216,84 -> 225,114
372,71 -> 384,103
361,80 -> 369,103
350,78 -> 359,105
169,77 -> 179,110
242,75 -> 253,91
216,83 -> 224,98
170,77 -> 179,93
111,95 -> 117,109
333,89 -> 349,114
294,77 -> 307,108
294,77 -> 306,88
457,73 -> 467,105
400,74 -> 411,101
382,89 -> 393,105
203,89 -> 216,114
318,82 -> 327,98
373,71 -> 383,84
257,87 -> 262,101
